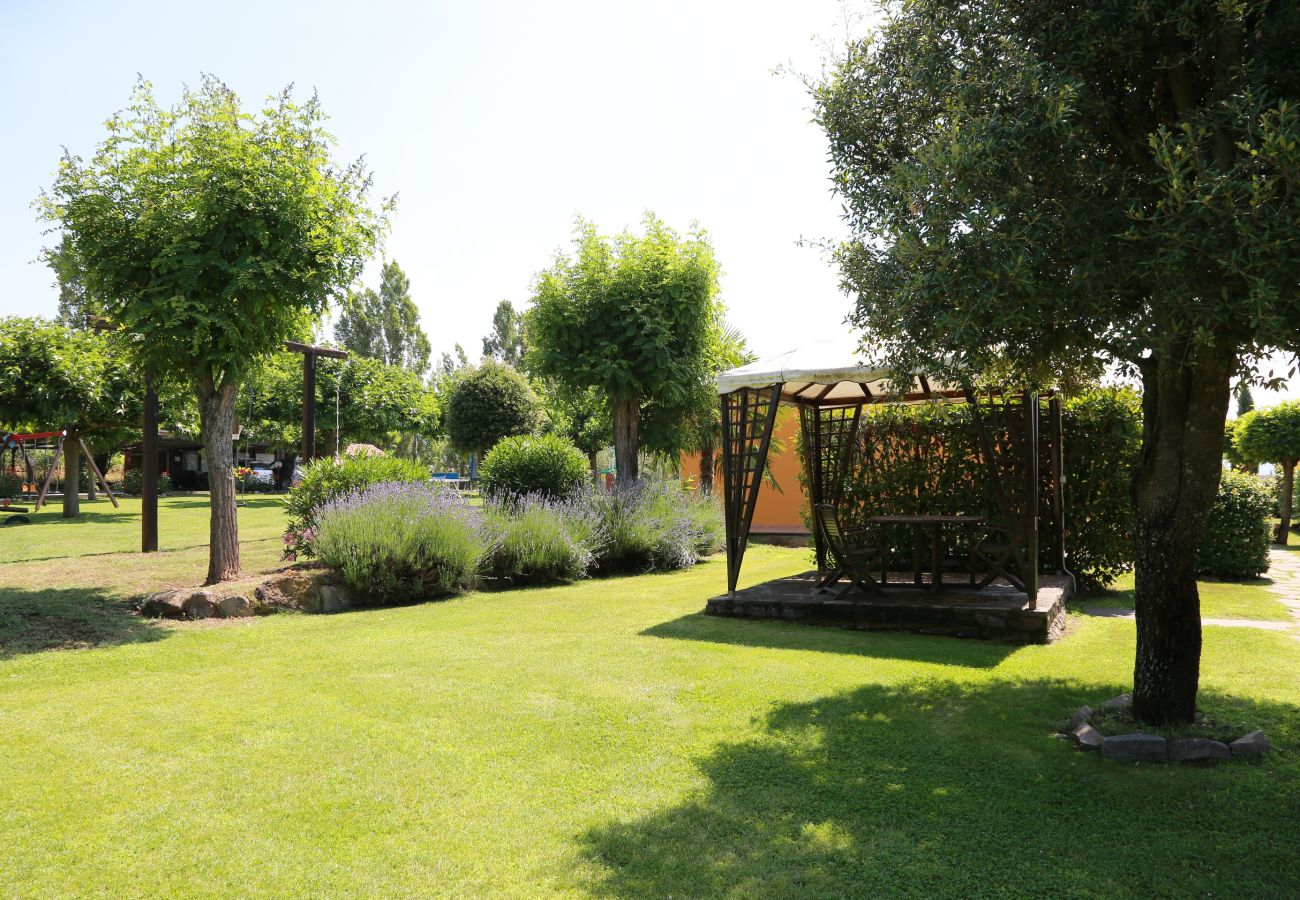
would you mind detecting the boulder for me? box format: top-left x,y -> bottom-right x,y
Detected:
1101,733 -> 1167,763
183,591 -> 217,619
140,590 -> 187,619
254,570 -> 320,611
216,595 -> 254,618
1069,705 -> 1093,727
1229,730 -> 1271,760
1071,722 -> 1103,751
1100,692 -> 1133,713
1169,738 -> 1232,763
316,584 -> 354,613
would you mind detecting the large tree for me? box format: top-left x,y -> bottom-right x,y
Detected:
335,259 -> 431,375
481,299 -> 527,368
43,77 -> 386,582
0,317 -> 140,516
527,215 -> 721,485
1234,402 -> 1300,544
815,1 -> 1300,723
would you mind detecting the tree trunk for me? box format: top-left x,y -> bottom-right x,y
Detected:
588,450 -> 600,487
1276,461 -> 1295,545
198,375 -> 241,584
698,440 -> 715,495
611,397 -> 639,486
62,430 -> 80,518
1130,346 -> 1234,726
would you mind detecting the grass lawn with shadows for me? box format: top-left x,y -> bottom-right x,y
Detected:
0,541 -> 1297,896
1080,570 -> 1293,621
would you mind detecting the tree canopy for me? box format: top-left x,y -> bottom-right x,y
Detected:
444,361 -> 544,457
1235,401 -> 1300,542
42,76 -> 387,582
481,299 -> 527,369
335,259 -> 431,375
814,1 -> 1300,724
526,215 -> 721,483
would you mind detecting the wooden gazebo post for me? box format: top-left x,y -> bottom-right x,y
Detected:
719,384 -> 782,595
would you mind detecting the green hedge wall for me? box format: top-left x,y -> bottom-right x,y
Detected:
1196,470 -> 1273,579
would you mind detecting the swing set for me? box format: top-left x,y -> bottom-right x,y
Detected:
1,429 -> 119,524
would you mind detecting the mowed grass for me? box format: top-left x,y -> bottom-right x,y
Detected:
0,505 -> 1298,896
1085,571 -> 1293,621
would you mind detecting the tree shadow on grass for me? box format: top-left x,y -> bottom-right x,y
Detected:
642,613 -> 1023,668
0,584 -> 167,659
575,678 -> 1300,898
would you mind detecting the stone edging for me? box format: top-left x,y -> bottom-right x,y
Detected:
1065,693 -> 1271,763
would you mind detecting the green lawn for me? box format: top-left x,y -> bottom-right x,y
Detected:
1,504 -> 1299,896
1083,571 -> 1293,621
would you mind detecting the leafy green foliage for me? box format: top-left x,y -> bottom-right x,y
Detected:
1196,470 -> 1273,579
0,316 -> 140,433
444,361 -> 543,455
481,497 -> 598,584
43,77 -> 387,388
122,469 -> 172,497
479,433 -> 588,500
481,299 -> 526,368
335,260 -> 431,375
527,215 -> 722,479
1234,402 -> 1300,467
284,454 -> 428,555
0,473 -> 20,499
585,479 -> 724,573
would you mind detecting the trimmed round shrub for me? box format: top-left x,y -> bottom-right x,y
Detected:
445,361 -> 543,456
285,454 -> 429,555
1196,470 -> 1273,578
314,481 -> 483,604
479,433 -> 588,500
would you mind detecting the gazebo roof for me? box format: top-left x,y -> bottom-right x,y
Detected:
716,338 -> 963,406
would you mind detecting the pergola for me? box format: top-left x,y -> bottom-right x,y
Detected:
716,339 -> 1065,600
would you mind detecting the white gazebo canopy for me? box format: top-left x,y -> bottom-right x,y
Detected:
716,338 -> 962,405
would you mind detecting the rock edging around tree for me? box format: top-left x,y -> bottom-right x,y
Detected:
138,568 -> 358,620
1064,693 -> 1271,764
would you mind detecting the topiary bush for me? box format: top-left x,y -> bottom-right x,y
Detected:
444,361 -> 544,457
314,482 -> 483,604
284,454 -> 429,556
1196,470 -> 1273,579
479,433 -> 588,500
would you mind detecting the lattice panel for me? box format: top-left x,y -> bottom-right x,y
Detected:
720,385 -> 781,593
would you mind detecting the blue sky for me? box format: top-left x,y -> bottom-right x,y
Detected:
2,0 -> 1292,406
0,0 -> 852,361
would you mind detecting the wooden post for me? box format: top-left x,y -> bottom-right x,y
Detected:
1049,396 -> 1065,574
34,436 -> 63,511
142,375 -> 159,552
1023,393 -> 1040,602
79,436 -> 118,508
285,341 -> 348,463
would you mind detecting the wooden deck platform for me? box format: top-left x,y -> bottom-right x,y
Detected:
705,570 -> 1071,643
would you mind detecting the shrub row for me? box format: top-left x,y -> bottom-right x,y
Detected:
309,478 -> 723,604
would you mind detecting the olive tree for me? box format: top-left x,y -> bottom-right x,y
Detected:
1234,402 -> 1300,544
527,215 -> 721,485
815,1 -> 1300,724
43,77 -> 386,582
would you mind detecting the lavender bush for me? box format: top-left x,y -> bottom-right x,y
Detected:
314,481 -> 484,604
482,493 -> 604,584
582,478 -> 724,573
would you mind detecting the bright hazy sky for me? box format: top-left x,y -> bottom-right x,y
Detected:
2,0 -> 1293,406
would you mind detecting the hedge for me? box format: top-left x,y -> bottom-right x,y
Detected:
1196,470 -> 1273,579
479,433 -> 588,500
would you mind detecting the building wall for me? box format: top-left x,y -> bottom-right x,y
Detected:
682,412 -> 809,534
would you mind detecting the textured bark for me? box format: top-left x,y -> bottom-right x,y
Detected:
1276,461 -> 1295,545
1131,346 -> 1233,725
612,397 -> 639,486
62,431 -> 81,518
199,375 -> 241,584
698,441 -> 715,495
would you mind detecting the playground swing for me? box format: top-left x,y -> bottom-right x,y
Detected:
2,430 -> 120,516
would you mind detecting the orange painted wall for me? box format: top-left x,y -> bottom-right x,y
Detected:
682,414 -> 809,534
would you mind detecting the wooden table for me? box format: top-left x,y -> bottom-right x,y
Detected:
868,515 -> 985,591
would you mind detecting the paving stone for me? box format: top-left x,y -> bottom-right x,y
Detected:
1169,738 -> 1232,763
1101,733 -> 1167,763
1071,722 -> 1103,750
1229,730 -> 1271,759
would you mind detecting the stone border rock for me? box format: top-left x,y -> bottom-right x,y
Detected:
1064,695 -> 1270,764
138,568 -> 358,621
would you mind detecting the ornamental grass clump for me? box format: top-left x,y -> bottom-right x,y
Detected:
314,482 -> 483,605
585,478 -> 723,573
482,494 -> 603,584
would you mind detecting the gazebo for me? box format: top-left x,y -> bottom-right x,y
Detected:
710,339 -> 1071,643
